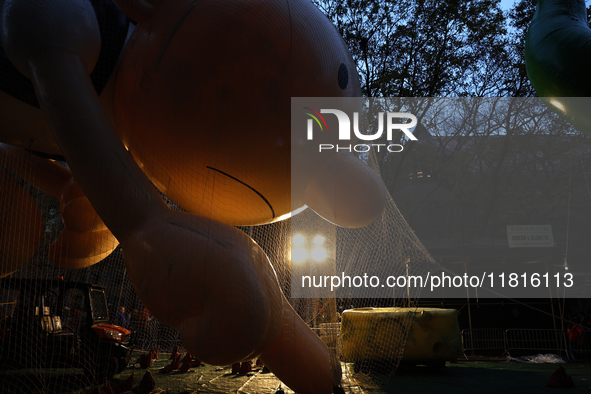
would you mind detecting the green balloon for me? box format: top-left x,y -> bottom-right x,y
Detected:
525,0 -> 591,136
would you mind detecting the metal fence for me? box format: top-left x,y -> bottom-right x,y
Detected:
505,329 -> 567,357
460,328 -> 574,359
461,329 -> 506,356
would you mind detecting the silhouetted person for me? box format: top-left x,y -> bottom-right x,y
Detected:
113,306 -> 127,328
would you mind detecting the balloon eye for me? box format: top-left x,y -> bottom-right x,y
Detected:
338,63 -> 348,90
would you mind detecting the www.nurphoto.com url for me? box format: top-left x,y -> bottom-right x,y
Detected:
300,272 -> 574,292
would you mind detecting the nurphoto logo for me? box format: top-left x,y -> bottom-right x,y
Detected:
303,107 -> 418,153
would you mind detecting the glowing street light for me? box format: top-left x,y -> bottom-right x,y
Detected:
293,234 -> 305,246
291,234 -> 327,263
291,247 -> 308,263
311,246 -> 327,261
313,235 -> 325,246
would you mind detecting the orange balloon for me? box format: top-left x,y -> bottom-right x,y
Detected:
123,209 -> 285,365
18,41 -> 286,366
1,0 -> 375,390
113,0 -> 361,226
303,152 -> 387,228
59,178 -> 108,233
0,144 -> 118,269
52,178 -> 119,269
49,227 -> 118,269
260,297 -> 334,394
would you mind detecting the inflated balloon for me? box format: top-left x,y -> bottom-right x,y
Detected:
112,0 -> 377,226
0,0 -> 130,154
301,151 -> 386,229
0,144 -> 119,269
4,6 -> 286,369
0,0 -> 386,392
525,0 -> 591,136
259,299 -> 336,394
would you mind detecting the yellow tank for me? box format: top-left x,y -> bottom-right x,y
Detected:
341,307 -> 461,363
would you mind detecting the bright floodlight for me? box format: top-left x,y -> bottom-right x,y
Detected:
311,247 -> 327,262
549,98 -> 566,112
313,235 -> 325,246
293,234 -> 305,246
292,247 -> 307,263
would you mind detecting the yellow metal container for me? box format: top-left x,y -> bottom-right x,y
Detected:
341,307 -> 461,362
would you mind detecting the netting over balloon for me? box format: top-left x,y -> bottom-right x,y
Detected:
0,141 -> 440,392
0,0 -> 444,393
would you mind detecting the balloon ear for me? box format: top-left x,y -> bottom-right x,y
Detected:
112,0 -> 160,24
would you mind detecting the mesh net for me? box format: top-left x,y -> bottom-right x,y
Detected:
0,1 -> 441,393
2,0 -> 590,382
0,141 -> 435,392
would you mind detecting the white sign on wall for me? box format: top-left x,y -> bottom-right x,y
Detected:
506,225 -> 554,248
